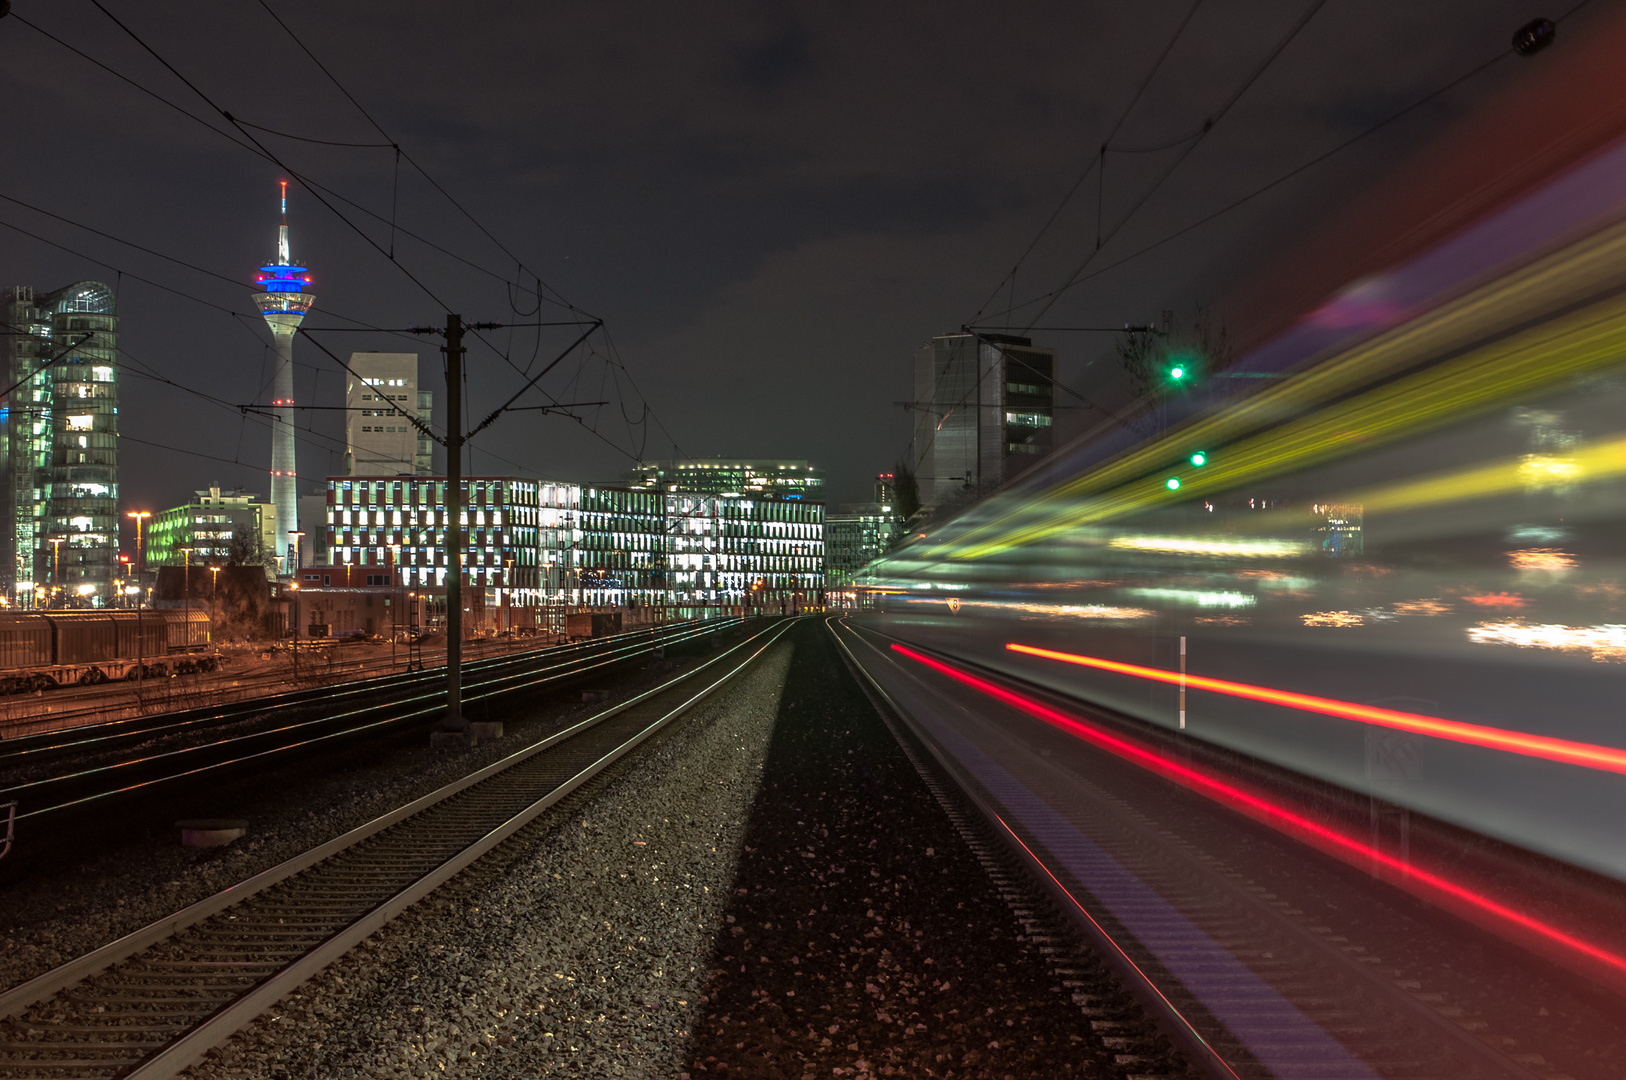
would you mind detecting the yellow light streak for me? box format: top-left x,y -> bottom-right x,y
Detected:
1108,536 -> 1310,558
945,217 -> 1626,562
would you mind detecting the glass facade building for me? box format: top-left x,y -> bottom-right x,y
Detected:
825,501 -> 903,595
665,491 -> 824,613
320,475 -> 825,621
1,281 -> 119,607
626,459 -> 824,502
323,475 -> 541,605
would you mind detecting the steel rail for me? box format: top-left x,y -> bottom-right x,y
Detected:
824,618 -> 1238,1080
0,621 -> 704,763
0,617 -> 795,1079
830,619 -> 1549,1080
1,619 -> 741,823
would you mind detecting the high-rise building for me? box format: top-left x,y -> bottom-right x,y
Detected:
2,281 -> 120,607
912,333 -> 1055,509
625,459 -> 823,501
345,352 -> 432,475
252,182 -> 314,577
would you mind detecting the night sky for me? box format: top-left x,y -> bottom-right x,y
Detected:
0,1 -> 1597,531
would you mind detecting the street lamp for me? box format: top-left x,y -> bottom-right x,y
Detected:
127,511 -> 151,702
288,530 -> 304,683
47,538 -> 62,609
210,565 -> 221,638
180,546 -> 193,649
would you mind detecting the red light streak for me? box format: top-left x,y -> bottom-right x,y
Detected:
890,643 -> 1626,979
1005,642 -> 1626,776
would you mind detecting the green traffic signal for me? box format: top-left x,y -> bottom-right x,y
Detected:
1165,477 -> 1181,491
1189,451 -> 1207,467
1168,365 -> 1186,381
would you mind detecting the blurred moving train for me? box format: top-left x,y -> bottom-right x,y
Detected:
860,126 -> 1626,888
0,610 -> 214,695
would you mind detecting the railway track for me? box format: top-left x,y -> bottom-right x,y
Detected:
0,618 -> 741,829
0,616 -> 794,1078
0,632 -> 563,742
831,619 -> 1561,1080
0,620 -> 714,770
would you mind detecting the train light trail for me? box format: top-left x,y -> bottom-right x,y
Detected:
1004,641 -> 1626,775
890,643 -> 1626,982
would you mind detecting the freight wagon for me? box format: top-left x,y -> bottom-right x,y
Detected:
0,610 -> 216,694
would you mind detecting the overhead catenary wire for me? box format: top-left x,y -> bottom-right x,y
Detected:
1019,0 -> 1332,333
22,6 -> 677,469
995,0 -> 1598,318
971,0 -> 1208,326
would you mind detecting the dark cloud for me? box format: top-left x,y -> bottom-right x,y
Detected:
728,23 -> 814,97
0,0 -> 1599,518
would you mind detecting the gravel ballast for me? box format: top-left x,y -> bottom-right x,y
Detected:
10,619 -> 1174,1078
179,636 -> 797,1079
0,626 -> 742,994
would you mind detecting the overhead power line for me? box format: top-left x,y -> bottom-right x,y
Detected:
998,0 -> 1598,318
971,0 -> 1207,325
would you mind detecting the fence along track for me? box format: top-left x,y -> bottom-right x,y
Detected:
0,618 -> 794,1079
1,619 -> 737,824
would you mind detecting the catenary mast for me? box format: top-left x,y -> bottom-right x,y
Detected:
251,181 -> 314,575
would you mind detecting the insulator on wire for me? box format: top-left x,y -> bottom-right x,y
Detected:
1512,17 -> 1556,56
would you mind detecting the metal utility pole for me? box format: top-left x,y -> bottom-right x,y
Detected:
127,510 -> 150,704
406,312 -> 586,736
289,530 -> 304,684
443,313 -> 465,733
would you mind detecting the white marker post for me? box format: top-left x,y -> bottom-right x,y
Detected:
1179,636 -> 1187,729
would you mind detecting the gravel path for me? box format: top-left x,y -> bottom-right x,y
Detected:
180,635 -> 796,1079
0,626 -> 740,995
681,621 -> 1130,1079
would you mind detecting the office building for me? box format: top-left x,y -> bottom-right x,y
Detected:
320,472 -> 824,626
1,280 -> 120,607
252,182 -> 315,576
322,474 -> 541,599
148,486 -> 277,573
626,459 -> 824,501
576,486 -> 667,609
345,351 -> 432,475
664,491 -> 824,613
825,501 -> 902,593
912,333 -> 1055,508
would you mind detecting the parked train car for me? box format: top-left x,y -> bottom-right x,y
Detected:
0,610 -> 215,694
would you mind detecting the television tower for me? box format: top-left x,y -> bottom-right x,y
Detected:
252,181 -> 314,576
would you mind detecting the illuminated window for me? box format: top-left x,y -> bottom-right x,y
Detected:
1005,411 -> 1051,428
66,415 -> 93,431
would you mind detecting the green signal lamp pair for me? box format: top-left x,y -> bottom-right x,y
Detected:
1165,451 -> 1209,491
